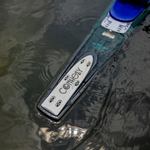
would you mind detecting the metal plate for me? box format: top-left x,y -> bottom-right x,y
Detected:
41,55 -> 93,116
101,13 -> 132,33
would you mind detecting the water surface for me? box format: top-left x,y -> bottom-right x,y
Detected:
0,0 -> 150,150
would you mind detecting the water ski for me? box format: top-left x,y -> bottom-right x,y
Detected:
38,0 -> 150,120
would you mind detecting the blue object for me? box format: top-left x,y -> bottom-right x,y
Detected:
110,0 -> 150,22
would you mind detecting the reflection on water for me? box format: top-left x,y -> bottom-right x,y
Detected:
38,124 -> 87,144
85,146 -> 105,150
1,0 -> 150,150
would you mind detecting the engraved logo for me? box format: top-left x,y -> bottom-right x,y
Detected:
59,68 -> 83,94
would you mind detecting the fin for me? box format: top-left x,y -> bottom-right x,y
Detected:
38,51 -> 97,120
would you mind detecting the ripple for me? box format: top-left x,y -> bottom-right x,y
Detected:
38,49 -> 70,82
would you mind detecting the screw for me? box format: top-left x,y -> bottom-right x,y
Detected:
49,96 -> 55,103
55,100 -> 62,107
87,61 -> 91,67
81,59 -> 84,64
64,75 -> 69,80
75,81 -> 80,86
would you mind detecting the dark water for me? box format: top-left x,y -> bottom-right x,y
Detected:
0,0 -> 150,150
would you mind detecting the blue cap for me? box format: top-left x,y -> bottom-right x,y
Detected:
110,0 -> 150,22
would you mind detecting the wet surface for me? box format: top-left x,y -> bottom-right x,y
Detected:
0,0 -> 150,150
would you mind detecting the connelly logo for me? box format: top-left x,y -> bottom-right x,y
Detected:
59,68 -> 83,94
